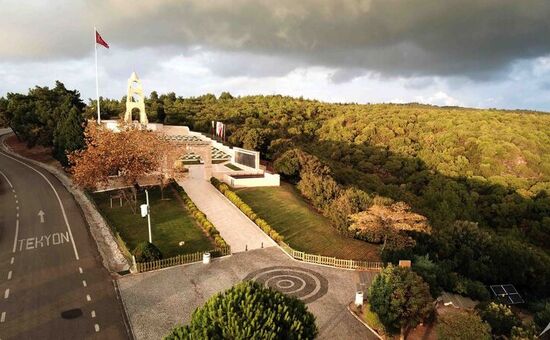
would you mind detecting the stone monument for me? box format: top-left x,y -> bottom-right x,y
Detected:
124,72 -> 148,125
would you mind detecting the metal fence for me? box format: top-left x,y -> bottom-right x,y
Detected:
280,242 -> 383,271
135,247 -> 231,273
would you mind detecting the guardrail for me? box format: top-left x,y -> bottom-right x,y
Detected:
136,247 -> 231,273
280,242 -> 383,271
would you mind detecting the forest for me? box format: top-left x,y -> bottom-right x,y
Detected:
1,86 -> 549,306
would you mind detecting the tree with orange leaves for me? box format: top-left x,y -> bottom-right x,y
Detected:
69,122 -> 170,212
349,201 -> 431,251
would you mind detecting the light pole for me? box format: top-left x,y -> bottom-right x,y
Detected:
140,189 -> 152,243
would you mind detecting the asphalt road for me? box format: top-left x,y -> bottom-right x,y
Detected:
0,138 -> 128,339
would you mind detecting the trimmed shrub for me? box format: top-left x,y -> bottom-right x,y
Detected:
174,181 -> 229,250
133,242 -> 163,262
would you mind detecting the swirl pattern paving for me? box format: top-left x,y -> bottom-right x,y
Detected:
244,266 -> 329,304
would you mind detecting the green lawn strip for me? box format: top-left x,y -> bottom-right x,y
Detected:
362,303 -> 387,336
235,182 -> 380,261
91,186 -> 215,258
224,163 -> 242,171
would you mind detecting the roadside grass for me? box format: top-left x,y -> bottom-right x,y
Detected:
236,182 -> 380,261
362,303 -> 387,337
91,186 -> 215,258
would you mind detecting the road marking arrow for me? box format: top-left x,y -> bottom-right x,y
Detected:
38,210 -> 45,223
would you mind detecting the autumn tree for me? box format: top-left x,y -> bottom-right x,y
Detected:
349,202 -> 431,251
69,122 -> 169,211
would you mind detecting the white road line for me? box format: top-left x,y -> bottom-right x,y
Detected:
7,271 -> 12,280
91,310 -> 96,318
14,194 -> 17,198
10,257 -> 14,265
78,267 -> 83,274
0,151 -> 80,260
1,312 -> 5,323
15,200 -> 18,204
4,289 -> 9,299
86,294 -> 91,302
16,206 -> 18,210
16,213 -> 19,218
0,170 -> 13,188
11,220 -> 19,253
94,324 -> 100,332
82,280 -> 87,287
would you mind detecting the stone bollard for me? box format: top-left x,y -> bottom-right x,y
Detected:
203,252 -> 211,264
355,291 -> 364,308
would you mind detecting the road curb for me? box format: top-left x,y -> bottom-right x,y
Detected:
346,303 -> 384,340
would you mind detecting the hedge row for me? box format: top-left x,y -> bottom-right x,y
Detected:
210,177 -> 284,243
172,183 -> 228,249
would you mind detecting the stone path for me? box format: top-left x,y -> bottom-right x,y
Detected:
118,247 -> 378,340
177,165 -> 276,252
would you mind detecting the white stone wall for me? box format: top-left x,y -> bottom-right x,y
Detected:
223,172 -> 280,188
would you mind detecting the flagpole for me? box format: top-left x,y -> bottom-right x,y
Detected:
94,26 -> 101,124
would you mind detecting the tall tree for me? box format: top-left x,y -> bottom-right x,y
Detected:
53,106 -> 85,166
368,265 -> 433,339
69,123 -> 169,211
349,202 -> 431,251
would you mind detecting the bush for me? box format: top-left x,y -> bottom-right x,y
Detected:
175,181 -> 229,250
133,242 -> 163,262
451,276 -> 489,301
533,301 -> 550,332
437,310 -> 491,340
476,302 -> 521,337
165,281 -> 318,339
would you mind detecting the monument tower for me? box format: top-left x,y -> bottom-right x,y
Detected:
124,72 -> 148,125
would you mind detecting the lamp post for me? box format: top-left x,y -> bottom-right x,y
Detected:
140,189 -> 152,243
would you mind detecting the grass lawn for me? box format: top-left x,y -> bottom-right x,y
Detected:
236,182 -> 380,261
92,186 -> 215,258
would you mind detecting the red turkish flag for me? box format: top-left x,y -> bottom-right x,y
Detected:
95,31 -> 109,49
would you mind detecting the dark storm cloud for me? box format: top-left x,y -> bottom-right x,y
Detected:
1,0 -> 550,79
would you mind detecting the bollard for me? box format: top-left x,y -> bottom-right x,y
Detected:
131,255 -> 138,273
261,242 -> 263,249
245,244 -> 248,251
355,291 -> 364,308
203,252 -> 211,264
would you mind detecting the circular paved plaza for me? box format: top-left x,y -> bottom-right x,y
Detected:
244,266 -> 329,304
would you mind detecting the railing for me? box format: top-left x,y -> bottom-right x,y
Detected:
136,247 -> 231,273
280,242 -> 383,271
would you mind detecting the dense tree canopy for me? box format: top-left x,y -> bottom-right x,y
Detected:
436,310 -> 491,340
368,265 -> 433,337
166,280 -> 318,340
1,81 -> 86,165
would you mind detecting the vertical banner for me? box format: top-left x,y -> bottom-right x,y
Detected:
216,122 -> 225,139
211,120 -> 215,138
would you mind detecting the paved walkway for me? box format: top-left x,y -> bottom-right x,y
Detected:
177,165 -> 276,252
118,247 -> 378,340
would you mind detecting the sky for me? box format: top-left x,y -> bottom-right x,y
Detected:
1,0 -> 550,111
